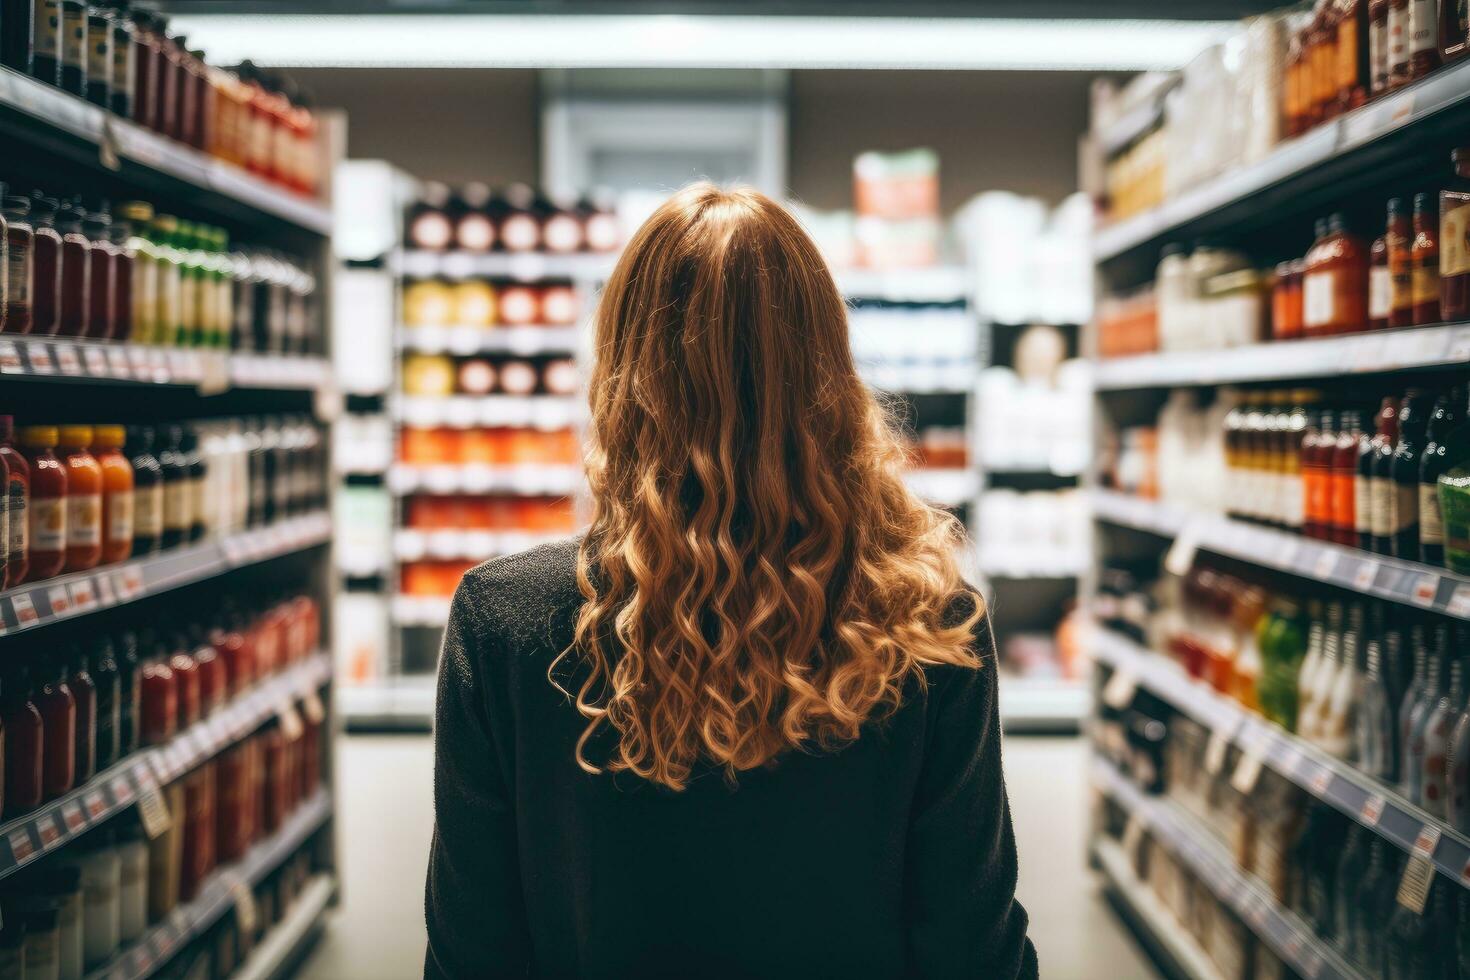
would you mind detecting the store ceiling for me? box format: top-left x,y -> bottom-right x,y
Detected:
153,0 -> 1279,18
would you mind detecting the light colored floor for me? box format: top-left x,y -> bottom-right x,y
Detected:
299,734 -> 1159,980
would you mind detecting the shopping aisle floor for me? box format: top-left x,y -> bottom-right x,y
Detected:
300,734 -> 1160,980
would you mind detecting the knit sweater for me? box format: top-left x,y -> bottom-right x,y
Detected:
424,537 -> 1038,979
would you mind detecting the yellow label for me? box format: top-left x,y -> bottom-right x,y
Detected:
1444,198 -> 1470,278
1413,259 -> 1441,305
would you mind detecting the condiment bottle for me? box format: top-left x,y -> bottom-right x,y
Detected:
180,427 -> 205,541
59,0 -> 86,96
84,1 -> 111,108
0,416 -> 27,588
37,649 -> 76,800
157,424 -> 190,551
118,201 -> 154,344
113,630 -> 140,757
1357,604 -> 1396,782
69,826 -> 120,968
1441,148 -> 1470,321
1369,227 -> 1391,330
55,201 -> 91,338
109,0 -> 133,118
89,636 -> 120,770
29,195 -> 62,337
1302,406 -> 1335,540
150,213 -> 182,346
1387,197 -> 1415,328
1412,192 -> 1442,325
66,642 -> 96,785
1369,396 -> 1401,554
1331,409 -> 1366,546
92,424 -> 133,565
1370,0 -> 1392,94
1337,0 -> 1370,113
115,823 -> 147,943
138,647 -> 175,745
128,10 -> 157,129
58,425 -> 102,573
1302,218 -> 1333,336
191,638 -> 224,717
1389,0 -> 1413,86
1409,0 -> 1441,77
1404,619 -> 1440,802
124,426 -> 160,556
84,206 -> 115,340
1,664 -> 41,818
1420,388 -> 1462,566
1309,2 -> 1335,125
19,424 -> 66,582
2,190 -> 34,334
168,639 -> 199,731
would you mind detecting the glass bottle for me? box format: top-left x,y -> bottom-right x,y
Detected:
2,0 -> 34,74
1398,616 -> 1429,793
150,213 -> 181,347
1389,0 -> 1412,85
1330,410 -> 1364,546
58,424 -> 101,573
1420,387 -> 1463,566
1388,197 -> 1415,329
1370,395 -> 1402,554
1438,385 -> 1470,573
1,664 -> 41,818
109,0 -> 132,117
1333,822 -> 1372,945
1338,0 -> 1371,112
1260,597 -> 1308,731
1444,0 -> 1470,60
1419,621 -> 1458,817
1358,602 -> 1397,783
1412,192 -> 1442,326
93,424 -> 132,566
1409,0 -> 1441,77
58,0 -> 85,96
0,416 -> 29,588
90,635 -> 120,770
180,427 -> 205,542
66,643 -> 95,785
113,629 -> 140,757
108,207 -> 132,341
117,201 -> 154,344
156,424 -> 189,550
83,1 -> 110,108
37,650 -> 75,800
20,424 -> 66,582
1352,839 -> 1396,972
1404,619 -> 1441,804
1446,622 -> 1470,832
2,192 -> 34,335
124,426 -> 160,556
1385,872 -> 1455,979
176,220 -> 201,346
29,194 -> 61,337
1321,601 -> 1365,761
83,206 -> 114,340
1441,148 -> 1470,322
1390,389 -> 1433,559
1370,0 -> 1392,93
1369,229 -> 1391,330
55,200 -> 90,338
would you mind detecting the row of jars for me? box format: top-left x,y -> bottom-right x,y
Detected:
0,187 -> 317,353
0,2 -> 321,196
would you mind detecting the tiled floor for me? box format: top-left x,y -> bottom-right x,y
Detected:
298,734 -> 1159,980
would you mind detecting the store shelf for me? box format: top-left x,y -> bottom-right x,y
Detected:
0,68 -> 331,235
835,266 -> 970,304
902,468 -> 980,507
394,528 -> 565,562
229,873 -> 335,980
857,364 -> 975,394
387,463 -> 582,497
390,595 -> 452,627
340,677 -> 435,732
87,792 -> 333,980
1092,627 -> 1470,893
0,337 -> 332,393
1091,490 -> 1470,621
397,325 -> 581,356
1093,323 -> 1470,390
998,679 -> 1088,733
1093,57 -> 1470,263
394,394 -> 580,429
1093,838 -> 1227,980
980,552 -> 1088,579
1093,759 -> 1368,980
0,654 -> 330,883
396,250 -> 617,283
0,512 -> 332,636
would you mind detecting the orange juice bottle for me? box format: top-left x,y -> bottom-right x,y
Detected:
93,425 -> 135,565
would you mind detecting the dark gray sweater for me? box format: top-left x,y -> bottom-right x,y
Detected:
424,537 -> 1038,979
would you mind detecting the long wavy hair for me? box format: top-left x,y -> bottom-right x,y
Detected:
557,183 -> 984,791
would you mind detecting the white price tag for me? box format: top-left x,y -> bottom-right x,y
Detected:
0,341 -> 21,374
7,829 -> 34,865
107,346 -> 131,379
1361,794 -> 1386,826
67,579 -> 97,612
10,593 -> 38,625
1413,824 -> 1441,859
1204,730 -> 1231,775
232,881 -> 259,935
1412,574 -> 1440,607
46,585 -> 70,615
1101,669 -> 1138,710
82,346 -> 108,376
1313,549 -> 1338,580
1449,584 -> 1470,619
60,800 -> 85,833
1354,561 -> 1378,591
52,344 -> 81,375
26,342 -> 54,374
93,574 -> 115,606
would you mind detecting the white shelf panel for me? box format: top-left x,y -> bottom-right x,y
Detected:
394,395 -> 581,429
1091,490 -> 1470,621
1093,323 -> 1470,390
902,468 -> 980,507
0,337 -> 331,393
388,464 -> 583,497
397,325 -> 581,356
394,528 -> 565,562
835,266 -> 970,303
998,679 -> 1088,732
391,595 -> 453,627
396,250 -> 617,283
1093,838 -> 1227,980
0,512 -> 332,636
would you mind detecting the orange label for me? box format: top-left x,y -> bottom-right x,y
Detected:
1338,20 -> 1359,92
1330,472 -> 1356,531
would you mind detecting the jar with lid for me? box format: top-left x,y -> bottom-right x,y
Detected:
2,190 -> 33,335
1304,213 -> 1368,335
55,201 -> 91,338
1441,147 -> 1470,321
1205,269 -> 1268,347
84,1 -> 112,108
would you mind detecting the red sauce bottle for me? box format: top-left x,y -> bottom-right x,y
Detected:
1302,408 -> 1335,540
215,743 -> 250,863
180,765 -> 215,900
0,416 -> 29,588
1409,0 -> 1442,78
28,195 -> 62,338
19,425 -> 66,582
139,651 -> 176,746
1387,197 -> 1415,328
1443,147 -> 1470,321
1330,410 -> 1366,546
1,664 -> 41,818
2,190 -> 35,335
1369,231 -> 1391,330
58,425 -> 102,573
115,630 -> 142,757
84,207 -> 116,340
1411,192 -> 1442,325
191,640 -> 225,718
168,642 -> 200,730
261,726 -> 287,833
209,628 -> 243,701
55,201 -> 91,338
36,652 -> 75,801
66,644 -> 96,786
108,211 -> 133,341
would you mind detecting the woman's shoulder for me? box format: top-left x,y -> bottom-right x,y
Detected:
452,535 -> 584,651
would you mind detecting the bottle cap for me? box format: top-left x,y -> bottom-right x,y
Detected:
92,424 -> 126,448
17,425 -> 58,447
58,424 -> 94,447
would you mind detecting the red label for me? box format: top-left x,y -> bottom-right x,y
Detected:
84,791 -> 106,819
1362,794 -> 1386,825
111,777 -> 133,805
37,818 -> 60,849
8,830 -> 33,863
61,801 -> 84,832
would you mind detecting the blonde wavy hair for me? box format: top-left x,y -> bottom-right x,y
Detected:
557,183 -> 984,791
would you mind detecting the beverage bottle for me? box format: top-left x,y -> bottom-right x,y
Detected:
1411,192 -> 1441,325
1436,385 -> 1470,573
1320,601 -> 1365,760
1420,387 -> 1463,566
1419,621 -> 1458,818
1389,388 -> 1433,559
1443,622 -> 1470,832
1388,197 -> 1414,328
57,425 -> 102,572
1357,602 -> 1397,783
1,664 -> 42,817
156,424 -> 190,550
1297,597 -> 1330,734
1403,619 -> 1440,804
1369,396 -> 1401,554
1330,409 -> 1365,546
36,650 -> 75,800
1397,616 -> 1429,793
93,424 -> 133,565
1441,148 -> 1470,321
1350,837 -> 1396,972
1259,598 -> 1308,730
55,199 -> 91,338
19,424 -> 66,581
0,416 -> 30,588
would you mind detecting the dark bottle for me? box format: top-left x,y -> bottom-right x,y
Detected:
1333,822 -> 1373,944
58,0 -> 85,96
1404,619 -> 1441,805
108,0 -> 131,117
65,642 -> 95,785
1,663 -> 42,817
28,194 -> 61,337
90,635 -> 120,769
83,1 -> 110,107
262,416 -> 285,524
242,418 -> 266,527
1397,616 -> 1429,794
1351,838 -> 1397,973
1369,396 -> 1402,555
1388,196 -> 1414,329
1390,389 -> 1433,559
36,649 -> 75,800
1412,192 -> 1442,326
32,0 -> 59,85
1357,602 -> 1397,784
180,427 -> 205,542
156,424 -> 189,550
1385,872 -> 1456,980
125,426 -> 161,556
1295,802 -> 1348,939
405,182 -> 452,251
108,206 -> 132,340
2,191 -> 35,335
114,629 -> 140,757
1,0 -> 33,75
1421,387 -> 1465,567
54,199 -> 90,338
83,205 -> 114,340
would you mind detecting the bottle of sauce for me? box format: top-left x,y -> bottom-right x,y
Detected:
113,629 -> 140,756
151,213 -> 181,345
157,425 -> 190,550
1302,407 -> 1334,540
1410,0 -> 1441,77
0,417 -> 29,588
191,637 -> 224,717
58,425 -> 101,573
180,427 -> 205,541
20,425 -> 66,582
57,0 -> 85,93
92,425 -> 132,565
109,0 -> 132,117
168,640 -> 198,729
2,664 -> 42,817
1389,0 -> 1413,86
83,1 -> 111,108
1273,260 -> 1304,339
405,183 -> 452,251
90,636 -> 120,769
55,200 -> 91,338
138,648 -> 174,745
1386,197 -> 1415,328
1338,0 -> 1370,113
124,426 -> 160,556
1441,148 -> 1470,321
84,206 -> 114,340
1308,2 -> 1334,126
1331,409 -> 1366,546
29,194 -> 62,337
37,651 -> 75,800
1412,192 -> 1442,325
1369,230 -> 1391,330
118,201 -> 153,344
1286,24 -> 1306,137
66,643 -> 96,785
1370,0 -> 1392,94
2,191 -> 34,335
128,9 -> 157,129
1369,396 -> 1401,555
1419,388 -> 1461,566
108,207 -> 133,341
1332,212 -> 1369,333
158,30 -> 185,142
1390,390 -> 1433,558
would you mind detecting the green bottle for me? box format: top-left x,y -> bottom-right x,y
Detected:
176,220 -> 203,347
1439,387 -> 1470,574
150,214 -> 183,347
1258,598 -> 1308,731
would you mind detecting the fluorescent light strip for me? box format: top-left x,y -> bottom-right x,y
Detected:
167,14 -> 1237,71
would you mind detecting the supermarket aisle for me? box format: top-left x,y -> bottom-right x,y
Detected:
301,734 -> 1156,980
